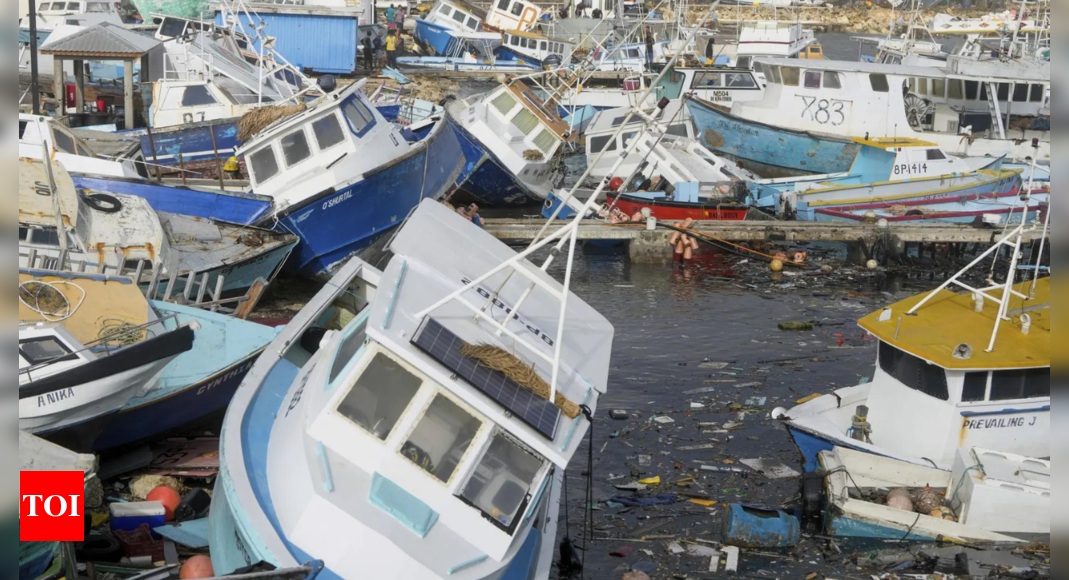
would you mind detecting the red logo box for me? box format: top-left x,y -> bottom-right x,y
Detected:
20,471 -> 86,542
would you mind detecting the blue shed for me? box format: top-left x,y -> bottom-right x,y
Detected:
216,4 -> 363,74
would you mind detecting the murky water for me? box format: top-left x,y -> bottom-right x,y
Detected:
531,245 -> 944,579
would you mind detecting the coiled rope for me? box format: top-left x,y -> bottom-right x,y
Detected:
18,280 -> 85,322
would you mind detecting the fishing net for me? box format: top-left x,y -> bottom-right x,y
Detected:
460,342 -> 581,419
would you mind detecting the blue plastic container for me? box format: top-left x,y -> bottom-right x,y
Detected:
110,502 -> 166,534
722,504 -> 801,548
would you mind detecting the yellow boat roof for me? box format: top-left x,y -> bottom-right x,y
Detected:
19,157 -> 80,229
851,137 -> 939,150
504,29 -> 549,41
859,278 -> 1049,370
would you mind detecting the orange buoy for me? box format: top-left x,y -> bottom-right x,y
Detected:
147,486 -> 182,521
609,177 -> 624,191
180,555 -> 215,579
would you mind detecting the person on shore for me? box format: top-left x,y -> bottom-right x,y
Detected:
705,36 -> 715,65
669,218 -> 700,263
362,30 -> 374,70
386,29 -> 398,69
592,7 -> 603,19
385,4 -> 396,24
644,27 -> 655,71
396,6 -> 405,29
374,32 -> 385,68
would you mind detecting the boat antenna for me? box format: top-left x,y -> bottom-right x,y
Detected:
28,0 -> 41,114
417,3 -> 723,404
905,139 -> 1047,353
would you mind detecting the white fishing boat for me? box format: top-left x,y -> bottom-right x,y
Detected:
19,290 -> 195,438
20,113 -> 143,179
560,65 -> 765,114
688,58 -> 1050,176
776,267 -> 1050,473
209,199 -> 615,579
17,158 -> 297,298
448,80 -> 570,205
817,446 -> 1048,542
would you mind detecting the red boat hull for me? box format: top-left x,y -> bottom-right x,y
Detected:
608,194 -> 749,221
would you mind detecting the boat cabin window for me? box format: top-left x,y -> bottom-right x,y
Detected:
804,71 -> 821,89
962,372 -> 988,402
438,5 -> 452,17
467,16 -> 478,29
925,149 -> 946,161
532,129 -> 556,154
402,393 -> 482,484
86,2 -> 111,11
459,432 -> 546,534
823,72 -> 842,89
1012,84 -> 1029,103
51,129 -> 77,155
497,0 -> 510,9
452,10 -> 467,25
280,129 -> 311,168
491,92 -> 518,116
510,35 -> 519,46
666,123 -> 688,137
695,72 -> 722,88
540,41 -> 547,51
312,114 -> 346,151
511,109 -> 539,135
336,352 -> 422,441
931,78 -> 946,98
780,67 -> 799,86
342,98 -> 374,135
768,65 -> 781,84
181,85 -> 219,107
990,368 -> 1049,401
23,226 -> 78,249
248,147 -> 280,183
725,73 -> 756,88
736,56 -> 752,69
20,337 -> 74,366
626,48 -> 641,59
589,134 -> 617,154
949,79 -> 964,100
19,226 -> 29,241
965,81 -> 979,100
329,323 -> 368,385
869,74 -> 890,93
878,343 -> 948,401
159,17 -> 188,37
1029,84 -> 1045,103
996,83 -> 1010,102
510,2 -> 524,16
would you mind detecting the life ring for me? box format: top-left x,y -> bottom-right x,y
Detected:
83,193 -> 123,214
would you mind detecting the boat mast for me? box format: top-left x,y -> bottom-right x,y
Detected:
28,0 -> 40,114
905,141 -> 1047,352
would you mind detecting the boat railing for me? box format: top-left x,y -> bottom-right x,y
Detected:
20,249 -> 269,319
18,313 -> 184,382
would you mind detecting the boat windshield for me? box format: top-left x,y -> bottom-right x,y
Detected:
458,431 -> 546,534
878,342 -> 948,401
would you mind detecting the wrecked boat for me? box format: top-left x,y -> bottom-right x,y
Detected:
818,446 -> 1048,542
19,268 -> 280,453
237,79 -> 466,277
18,158 -> 297,298
19,272 -> 195,443
447,80 -> 570,206
777,275 -> 1049,473
751,137 -> 1027,222
210,200 -> 614,580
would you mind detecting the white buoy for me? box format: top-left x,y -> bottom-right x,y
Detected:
866,259 -> 879,270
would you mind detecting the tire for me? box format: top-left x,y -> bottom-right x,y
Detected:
77,534 -> 123,563
83,193 -> 123,214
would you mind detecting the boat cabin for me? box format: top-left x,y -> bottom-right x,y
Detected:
746,59 -> 1050,142
487,0 -> 542,32
19,113 -> 142,178
500,30 -> 571,66
861,279 -> 1049,465
239,81 -> 408,207
734,21 -> 819,70
423,0 -> 486,33
468,80 -> 569,167
655,67 -> 763,105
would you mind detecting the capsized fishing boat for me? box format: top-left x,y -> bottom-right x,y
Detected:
209,199 -> 614,579
236,79 -> 466,277
19,275 -> 195,443
817,446 -> 1048,542
18,158 -> 297,298
752,137 -> 1027,222
447,79 -> 571,206
776,267 -> 1049,473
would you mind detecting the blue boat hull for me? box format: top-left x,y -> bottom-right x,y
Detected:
271,118 -> 468,277
138,119 -> 242,166
687,98 -> 861,175
72,175 -> 273,226
413,19 -> 453,55
449,117 -> 543,208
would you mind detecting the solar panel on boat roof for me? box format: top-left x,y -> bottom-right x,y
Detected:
412,318 -> 561,440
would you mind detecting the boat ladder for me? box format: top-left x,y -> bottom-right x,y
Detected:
985,82 -> 1007,140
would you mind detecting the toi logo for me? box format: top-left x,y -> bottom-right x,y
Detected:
20,471 -> 86,542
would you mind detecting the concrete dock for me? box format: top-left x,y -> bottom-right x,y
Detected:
482,219 -> 1045,264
